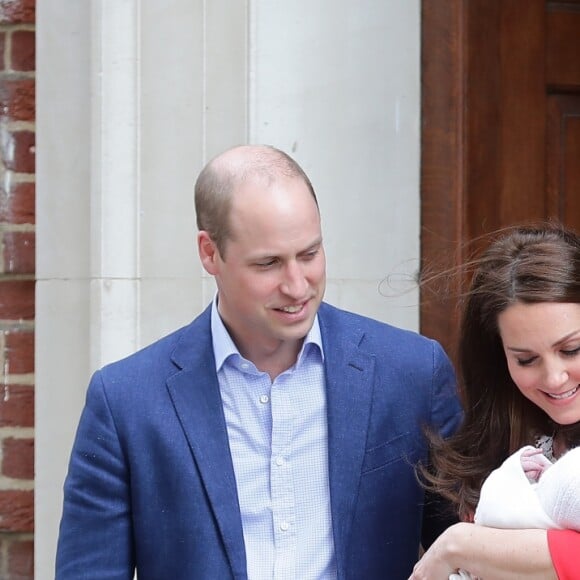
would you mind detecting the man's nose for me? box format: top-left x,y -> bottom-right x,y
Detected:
280,261 -> 308,297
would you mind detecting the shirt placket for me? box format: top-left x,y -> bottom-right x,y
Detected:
270,379 -> 295,580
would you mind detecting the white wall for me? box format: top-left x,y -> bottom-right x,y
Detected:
249,2 -> 421,323
36,0 -> 420,576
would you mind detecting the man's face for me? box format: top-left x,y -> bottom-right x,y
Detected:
199,176 -> 326,362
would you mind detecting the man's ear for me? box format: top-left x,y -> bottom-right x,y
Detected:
198,231 -> 220,275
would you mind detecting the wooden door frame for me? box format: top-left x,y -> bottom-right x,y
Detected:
420,1 -> 466,362
420,1 -> 580,362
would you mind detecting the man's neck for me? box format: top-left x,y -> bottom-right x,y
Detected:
243,340 -> 303,382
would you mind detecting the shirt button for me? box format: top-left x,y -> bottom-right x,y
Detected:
241,362 -> 250,370
280,521 -> 289,532
259,394 -> 269,404
275,456 -> 284,466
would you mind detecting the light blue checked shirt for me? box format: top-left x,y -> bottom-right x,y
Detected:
211,300 -> 337,580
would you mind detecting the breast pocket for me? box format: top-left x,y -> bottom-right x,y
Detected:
361,431 -> 418,474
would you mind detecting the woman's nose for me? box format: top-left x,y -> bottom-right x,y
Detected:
543,360 -> 569,390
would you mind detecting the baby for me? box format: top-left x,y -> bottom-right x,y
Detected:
449,445 -> 580,580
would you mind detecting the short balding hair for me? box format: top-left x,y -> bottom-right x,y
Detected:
194,145 -> 318,258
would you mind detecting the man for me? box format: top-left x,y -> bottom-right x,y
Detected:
56,145 -> 462,579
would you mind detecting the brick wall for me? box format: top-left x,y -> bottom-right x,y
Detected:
0,0 -> 36,578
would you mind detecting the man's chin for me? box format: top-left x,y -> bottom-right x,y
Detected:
280,318 -> 315,341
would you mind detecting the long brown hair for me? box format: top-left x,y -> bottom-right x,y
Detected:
424,222 -> 580,519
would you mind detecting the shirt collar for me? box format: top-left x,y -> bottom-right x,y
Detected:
211,295 -> 324,372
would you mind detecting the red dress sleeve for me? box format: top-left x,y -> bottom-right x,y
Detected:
547,529 -> 580,579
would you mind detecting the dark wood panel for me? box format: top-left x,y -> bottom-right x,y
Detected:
547,95 -> 580,231
499,1 -> 546,222
463,0 -> 547,239
465,1 -> 502,238
547,11 -> 580,89
420,0 -> 466,359
565,117 -> 580,230
547,1 -> 580,8
421,0 -> 580,366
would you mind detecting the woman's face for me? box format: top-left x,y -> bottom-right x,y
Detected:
498,302 -> 580,425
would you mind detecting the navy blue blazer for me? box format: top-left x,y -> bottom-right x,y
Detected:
56,302 -> 462,579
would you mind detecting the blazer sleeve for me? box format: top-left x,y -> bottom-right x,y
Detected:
547,529 -> 580,580
55,371 -> 135,579
421,340 -> 463,548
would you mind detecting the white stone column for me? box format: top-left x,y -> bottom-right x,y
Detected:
36,2 -> 92,576
36,1 -> 420,577
89,0 -> 141,369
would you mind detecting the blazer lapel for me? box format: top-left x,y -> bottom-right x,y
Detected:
166,313 -> 247,579
164,304 -> 375,578
319,305 -> 376,578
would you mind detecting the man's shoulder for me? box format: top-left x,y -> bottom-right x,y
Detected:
318,304 -> 458,418
318,301 -> 427,342
100,305 -> 212,377
318,302 -> 446,366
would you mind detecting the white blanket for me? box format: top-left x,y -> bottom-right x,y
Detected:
449,445 -> 580,580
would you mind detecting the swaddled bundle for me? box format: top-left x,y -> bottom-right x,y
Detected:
449,446 -> 580,580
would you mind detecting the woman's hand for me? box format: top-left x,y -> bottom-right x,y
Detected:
409,522 -> 471,580
409,524 -> 557,580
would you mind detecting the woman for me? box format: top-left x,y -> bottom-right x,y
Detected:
411,223 -> 580,580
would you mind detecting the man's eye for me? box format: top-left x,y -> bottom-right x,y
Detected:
302,250 -> 319,260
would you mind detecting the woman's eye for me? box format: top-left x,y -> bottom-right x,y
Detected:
517,356 -> 536,367
562,346 -> 580,357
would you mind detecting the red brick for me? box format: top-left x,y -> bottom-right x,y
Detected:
7,537 -> 34,578
1,130 -> 35,174
0,490 -> 33,532
3,231 -> 34,274
4,331 -> 33,374
0,181 -> 35,225
0,385 -> 34,427
0,0 -> 35,25
10,30 -> 34,72
0,280 -> 34,320
0,31 -> 5,71
0,79 -> 35,122
2,437 -> 33,479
